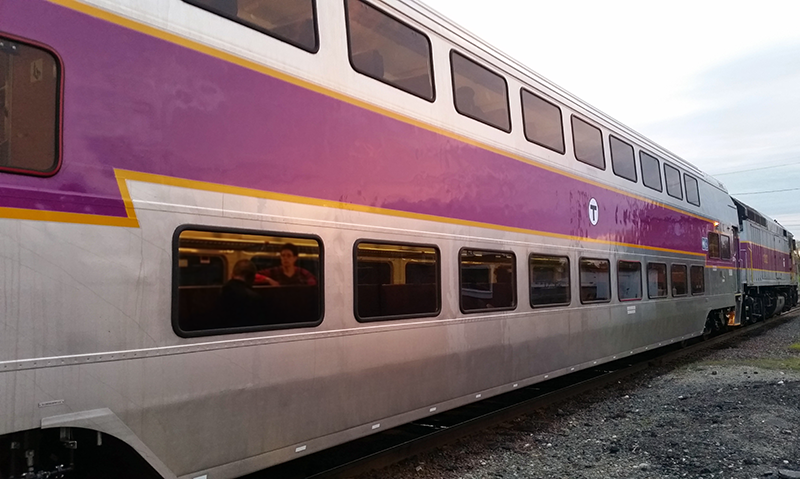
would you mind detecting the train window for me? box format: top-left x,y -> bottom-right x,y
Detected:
530,254 -> 570,307
346,0 -> 434,101
172,227 -> 323,337
708,232 -> 720,259
690,265 -> 704,295
579,258 -> 611,303
355,241 -> 440,321
664,164 -> 683,200
520,89 -> 565,154
647,263 -> 667,298
684,174 -> 700,206
451,50 -> 511,132
460,249 -> 516,313
183,0 -> 318,52
0,37 -> 61,176
670,264 -> 688,296
618,261 -> 642,301
609,135 -> 637,182
720,234 -> 731,260
571,116 -> 604,170
640,151 -> 662,192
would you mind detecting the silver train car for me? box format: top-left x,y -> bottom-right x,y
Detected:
0,0 -> 785,477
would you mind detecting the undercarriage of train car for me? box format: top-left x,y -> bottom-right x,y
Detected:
741,286 -> 799,325
0,428 -> 160,479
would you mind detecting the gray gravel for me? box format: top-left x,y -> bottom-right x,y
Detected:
355,313 -> 800,479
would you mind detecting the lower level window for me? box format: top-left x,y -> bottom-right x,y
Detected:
173,227 -> 323,336
580,258 -> 611,303
671,264 -> 688,296
460,249 -> 516,312
691,265 -> 705,295
647,263 -> 667,298
355,241 -> 440,321
530,254 -> 570,307
618,261 -> 642,300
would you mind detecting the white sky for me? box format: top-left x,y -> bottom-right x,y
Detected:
421,0 -> 800,232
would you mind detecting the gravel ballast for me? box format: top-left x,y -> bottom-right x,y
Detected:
356,313 -> 800,479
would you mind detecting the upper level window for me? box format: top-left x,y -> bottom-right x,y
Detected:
640,151 -> 662,192
459,249 -> 516,312
520,89 -> 564,154
355,241 -> 440,321
184,0 -> 318,52
173,227 -> 323,337
720,234 -> 731,260
0,37 -> 60,176
346,0 -> 434,101
571,116 -> 604,170
580,258 -> 611,303
708,232 -> 720,259
618,260 -> 642,301
451,51 -> 510,132
609,135 -> 636,182
685,174 -> 700,206
530,254 -> 571,307
664,163 -> 683,200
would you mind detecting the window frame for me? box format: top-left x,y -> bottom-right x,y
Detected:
609,135 -> 637,183
639,151 -> 662,192
720,234 -> 732,260
571,115 -> 605,170
529,253 -> 571,308
353,239 -> 441,322
684,173 -> 701,206
345,0 -> 436,102
0,34 -> 63,177
690,265 -> 705,296
579,257 -> 612,304
670,263 -> 688,297
617,260 -> 642,301
458,247 -> 517,314
450,49 -> 512,133
708,232 -> 720,259
182,0 -> 320,53
520,87 -> 565,154
664,163 -> 683,200
171,225 -> 325,338
646,262 -> 668,299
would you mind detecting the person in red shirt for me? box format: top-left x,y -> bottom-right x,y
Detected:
257,243 -> 317,286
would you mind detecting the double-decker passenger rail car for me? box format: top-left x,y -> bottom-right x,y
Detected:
0,0 -> 775,477
732,199 -> 798,323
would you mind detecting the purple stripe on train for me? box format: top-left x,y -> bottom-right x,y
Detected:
740,243 -> 793,273
1,1 -> 715,254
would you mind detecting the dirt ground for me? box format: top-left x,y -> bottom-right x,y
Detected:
356,312 -> 800,479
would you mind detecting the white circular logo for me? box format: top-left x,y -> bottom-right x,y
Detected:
588,198 -> 599,226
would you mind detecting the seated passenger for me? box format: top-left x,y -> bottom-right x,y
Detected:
257,243 -> 317,286
220,259 -> 264,325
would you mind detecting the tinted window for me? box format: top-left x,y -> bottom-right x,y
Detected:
572,116 -> 604,169
346,0 -> 434,101
720,234 -> 731,260
618,261 -> 642,300
0,37 -> 60,175
708,232 -> 720,259
685,174 -> 700,206
521,89 -> 564,154
640,151 -> 662,192
451,51 -> 510,132
691,265 -> 704,295
184,0 -> 318,52
671,264 -> 687,296
460,249 -> 516,312
647,263 -> 667,298
355,242 -> 440,321
530,254 -> 570,307
664,164 -> 683,200
174,228 -> 323,336
610,135 -> 636,182
580,258 -> 611,303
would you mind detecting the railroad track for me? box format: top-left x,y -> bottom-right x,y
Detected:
241,311 -> 799,479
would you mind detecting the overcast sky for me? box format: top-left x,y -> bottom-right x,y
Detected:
421,0 -> 800,232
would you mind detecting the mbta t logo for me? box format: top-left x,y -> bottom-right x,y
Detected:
588,198 -> 599,226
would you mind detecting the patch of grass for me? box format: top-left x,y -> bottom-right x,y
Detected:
696,357 -> 800,371
789,342 -> 800,351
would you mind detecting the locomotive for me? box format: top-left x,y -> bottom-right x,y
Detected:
0,0 -> 796,478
